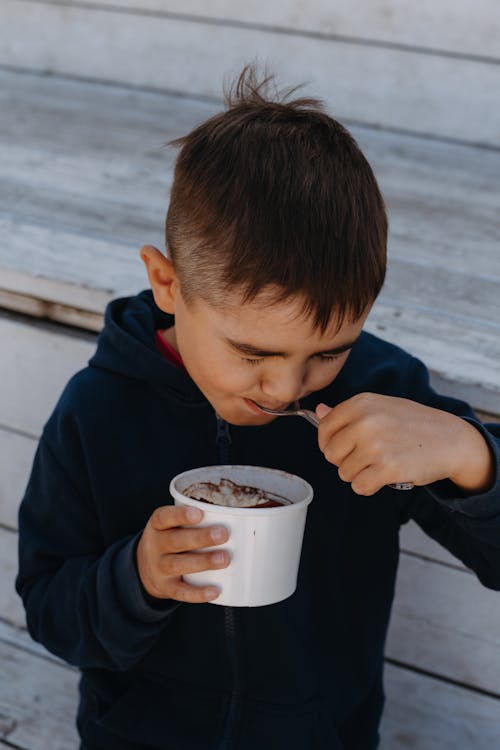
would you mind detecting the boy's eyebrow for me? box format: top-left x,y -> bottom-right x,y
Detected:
225,336 -> 360,358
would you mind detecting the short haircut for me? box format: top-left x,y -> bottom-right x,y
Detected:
166,65 -> 387,331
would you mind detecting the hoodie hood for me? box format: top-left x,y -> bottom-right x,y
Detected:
89,289 -> 206,405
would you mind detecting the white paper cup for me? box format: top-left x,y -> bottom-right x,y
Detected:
170,465 -> 313,607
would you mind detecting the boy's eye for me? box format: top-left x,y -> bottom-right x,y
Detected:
317,352 -> 345,362
240,353 -> 346,365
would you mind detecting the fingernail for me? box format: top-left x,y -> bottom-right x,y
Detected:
186,507 -> 202,522
204,587 -> 219,600
212,552 -> 226,565
211,526 -> 226,542
316,403 -> 332,419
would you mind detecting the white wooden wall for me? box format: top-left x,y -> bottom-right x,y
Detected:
2,0 -> 500,146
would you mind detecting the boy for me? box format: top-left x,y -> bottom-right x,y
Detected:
17,67 -> 500,750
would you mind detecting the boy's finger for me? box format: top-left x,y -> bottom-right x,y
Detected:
317,393 -> 381,437
337,452 -> 371,485
349,465 -> 384,496
165,579 -> 221,604
315,400 -> 354,436
163,525 -> 229,554
151,504 -> 203,530
315,403 -> 332,419
161,550 -> 231,577
318,422 -> 357,464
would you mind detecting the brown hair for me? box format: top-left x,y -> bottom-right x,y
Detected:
166,65 -> 387,331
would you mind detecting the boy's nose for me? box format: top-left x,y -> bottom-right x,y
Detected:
260,368 -> 305,405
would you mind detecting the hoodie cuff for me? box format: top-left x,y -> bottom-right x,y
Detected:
426,419 -> 500,520
114,533 -> 181,623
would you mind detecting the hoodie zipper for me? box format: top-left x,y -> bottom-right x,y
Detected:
216,414 -> 232,464
215,415 -> 240,749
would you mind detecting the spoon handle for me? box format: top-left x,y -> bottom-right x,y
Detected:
298,410 -> 320,427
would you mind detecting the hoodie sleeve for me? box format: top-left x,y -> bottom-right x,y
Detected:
400,357 -> 500,590
16,429 -> 181,671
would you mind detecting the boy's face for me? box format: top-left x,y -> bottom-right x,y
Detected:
142,247 -> 369,426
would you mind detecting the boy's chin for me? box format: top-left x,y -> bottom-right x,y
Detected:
215,402 -> 276,427
229,413 -> 276,427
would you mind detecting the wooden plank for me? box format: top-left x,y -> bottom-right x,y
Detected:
0,218 -> 146,315
477,411 -> 500,424
1,72 -> 500,412
400,521 -> 464,569
4,68 -> 500,280
381,662 -> 500,749
0,624 -> 79,749
0,527 -> 26,629
386,553 -> 500,695
355,128 -> 500,279
0,619 -> 64,665
3,70 -> 497,277
0,428 -> 37,530
4,73 -> 498,285
357,127 -> 500,413
0,287 -> 103,332
0,314 -> 96,437
2,2 -> 500,145
27,0 -> 500,61
367,300 -> 500,417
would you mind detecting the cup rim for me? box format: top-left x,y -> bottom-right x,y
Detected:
170,464 -> 313,515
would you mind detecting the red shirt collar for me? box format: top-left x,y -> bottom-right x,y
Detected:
155,330 -> 187,372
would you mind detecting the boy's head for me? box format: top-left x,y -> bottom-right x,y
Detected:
142,65 -> 387,424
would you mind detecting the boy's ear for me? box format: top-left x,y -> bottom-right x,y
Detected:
140,245 -> 179,314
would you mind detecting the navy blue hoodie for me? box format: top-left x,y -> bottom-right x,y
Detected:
16,291 -> 500,750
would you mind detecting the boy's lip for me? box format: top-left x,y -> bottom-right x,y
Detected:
243,398 -> 290,413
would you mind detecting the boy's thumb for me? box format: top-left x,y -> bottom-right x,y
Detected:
315,403 -> 332,419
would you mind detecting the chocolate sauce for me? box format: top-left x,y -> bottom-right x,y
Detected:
184,477 -> 290,508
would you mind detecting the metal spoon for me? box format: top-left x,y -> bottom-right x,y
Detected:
253,400 -> 414,491
254,400 -> 320,427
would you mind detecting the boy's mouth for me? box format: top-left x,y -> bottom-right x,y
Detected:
244,398 -> 290,414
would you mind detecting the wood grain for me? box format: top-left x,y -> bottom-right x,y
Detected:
0,527 -> 25,629
2,2 -> 500,144
0,623 -> 79,749
400,521 -> 464,569
1,70 -> 499,412
0,619 -> 64,664
387,553 -> 500,695
66,0 -> 500,60
0,314 -> 96,436
381,662 -> 500,749
0,428 -> 36,530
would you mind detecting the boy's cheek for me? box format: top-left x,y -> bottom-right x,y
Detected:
185,357 -> 245,389
306,365 -> 344,394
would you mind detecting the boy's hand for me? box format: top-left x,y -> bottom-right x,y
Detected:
136,505 -> 230,603
316,393 -> 494,496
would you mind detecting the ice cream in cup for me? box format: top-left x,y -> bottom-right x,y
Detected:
170,465 -> 314,607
